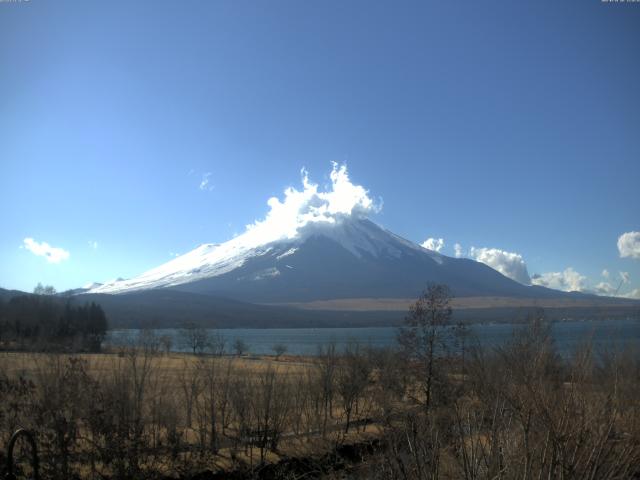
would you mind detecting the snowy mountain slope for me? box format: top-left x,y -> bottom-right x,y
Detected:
90,218 -> 440,294
88,218 -> 569,302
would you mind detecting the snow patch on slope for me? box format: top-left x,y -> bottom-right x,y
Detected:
276,248 -> 298,260
91,241 -> 274,293
250,267 -> 280,281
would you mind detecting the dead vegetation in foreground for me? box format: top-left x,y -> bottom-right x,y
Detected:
1,328 -> 639,479
1,316 -> 639,479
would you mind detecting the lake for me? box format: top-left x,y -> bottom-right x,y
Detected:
105,318 -> 640,357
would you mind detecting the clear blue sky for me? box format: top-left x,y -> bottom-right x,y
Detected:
1,0 -> 639,296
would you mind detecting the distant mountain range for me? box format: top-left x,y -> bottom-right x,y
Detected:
75,217 -> 638,327
2,218 -> 638,328
88,218 -> 579,301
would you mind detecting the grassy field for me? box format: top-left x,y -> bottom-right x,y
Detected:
0,350 -> 312,381
0,347 -> 384,479
1,321 -> 639,479
274,295 -> 640,311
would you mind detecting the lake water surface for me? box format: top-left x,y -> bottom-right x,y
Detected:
105,318 -> 640,356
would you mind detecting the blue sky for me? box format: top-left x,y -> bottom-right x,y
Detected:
1,0 -> 639,296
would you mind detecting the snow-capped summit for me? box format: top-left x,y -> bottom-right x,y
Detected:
88,216 -> 561,302
89,217 -> 440,294
87,164 -> 571,302
92,163 -> 385,294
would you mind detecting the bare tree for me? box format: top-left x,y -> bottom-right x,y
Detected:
272,343 -> 287,359
178,359 -> 201,431
137,328 -> 160,354
398,283 -> 452,413
316,342 -> 338,437
251,367 -> 292,462
158,334 -> 173,355
33,282 -> 56,295
233,338 -> 248,356
210,330 -> 226,356
179,322 -> 211,355
336,342 -> 372,433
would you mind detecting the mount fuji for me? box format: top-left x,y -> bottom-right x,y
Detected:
75,165 -> 637,327
88,217 -> 566,303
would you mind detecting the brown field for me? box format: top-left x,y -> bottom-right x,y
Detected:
1,323 -> 639,479
0,347 -> 383,479
269,295 -> 639,311
0,350 -> 312,381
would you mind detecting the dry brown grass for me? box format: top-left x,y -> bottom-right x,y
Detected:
0,350 -> 311,376
1,328 -> 639,480
269,295 -> 637,311
0,347 -> 382,479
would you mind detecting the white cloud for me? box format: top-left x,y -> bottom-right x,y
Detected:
241,162 -> 380,247
421,237 -> 444,252
88,240 -> 98,250
602,269 -> 610,279
199,172 -> 214,191
617,231 -> 640,259
594,281 -> 616,296
589,272 -> 631,297
454,243 -> 463,258
531,267 -> 587,292
469,247 -> 531,285
621,288 -> 640,299
23,238 -> 70,264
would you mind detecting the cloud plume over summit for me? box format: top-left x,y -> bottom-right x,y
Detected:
239,163 -> 380,250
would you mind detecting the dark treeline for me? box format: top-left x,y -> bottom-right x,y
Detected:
0,293 -> 108,352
